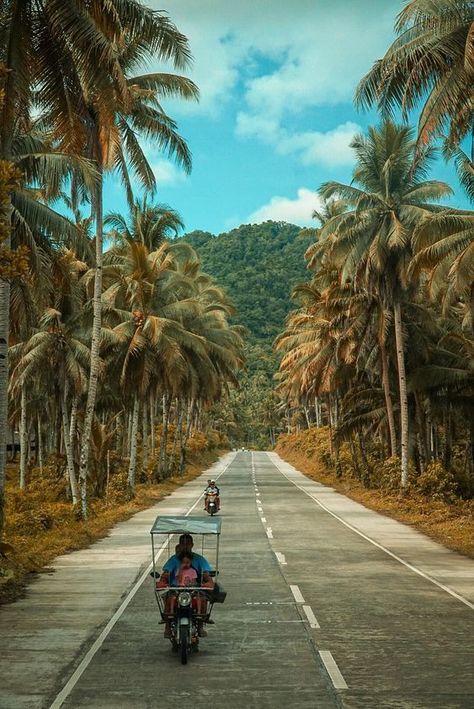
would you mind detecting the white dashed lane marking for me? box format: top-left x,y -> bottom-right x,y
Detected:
302,604 -> 320,628
319,651 -> 348,689
290,585 -> 305,603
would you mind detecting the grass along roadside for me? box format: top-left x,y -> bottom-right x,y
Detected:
0,437 -> 225,605
276,431 -> 474,559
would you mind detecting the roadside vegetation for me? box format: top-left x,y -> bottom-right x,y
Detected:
275,0 -> 474,534
1,429 -> 226,604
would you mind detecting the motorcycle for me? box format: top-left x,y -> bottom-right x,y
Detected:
206,491 -> 219,516
150,515 -> 226,665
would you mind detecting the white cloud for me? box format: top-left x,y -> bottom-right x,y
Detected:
150,159 -> 187,186
281,122 -> 361,167
247,188 -> 322,226
150,1 -> 395,117
236,114 -> 360,167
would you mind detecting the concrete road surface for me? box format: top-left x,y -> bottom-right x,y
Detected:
1,451 -> 473,709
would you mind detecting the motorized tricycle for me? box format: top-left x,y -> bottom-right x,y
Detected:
150,515 -> 226,664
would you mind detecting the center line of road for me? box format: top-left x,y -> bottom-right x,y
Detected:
290,584 -> 305,603
302,604 -> 320,628
319,650 -> 348,690
275,552 -> 287,565
266,527 -> 273,539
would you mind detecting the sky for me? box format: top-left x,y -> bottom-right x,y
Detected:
103,0 -> 471,235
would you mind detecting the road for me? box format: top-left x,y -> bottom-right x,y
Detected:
2,451 -> 474,708
55,451 -> 474,708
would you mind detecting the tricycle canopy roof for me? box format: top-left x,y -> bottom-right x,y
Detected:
150,515 -> 222,536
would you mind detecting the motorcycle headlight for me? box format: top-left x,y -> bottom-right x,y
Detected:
178,591 -> 192,607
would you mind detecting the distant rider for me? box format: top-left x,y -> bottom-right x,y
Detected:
204,479 -> 220,511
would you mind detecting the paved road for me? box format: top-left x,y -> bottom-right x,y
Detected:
49,451 -> 474,709
2,451 -> 473,708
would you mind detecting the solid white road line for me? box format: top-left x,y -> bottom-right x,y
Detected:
271,456 -> 474,612
49,457 -> 234,709
290,584 -> 305,603
302,604 -> 320,629
266,527 -> 273,539
275,552 -> 287,566
319,650 -> 348,690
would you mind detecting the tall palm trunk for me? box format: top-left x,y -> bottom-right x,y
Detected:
0,274 -> 9,522
37,413 -> 43,475
380,340 -> 397,457
170,399 -> 183,471
158,393 -> 171,478
79,161 -> 104,518
127,395 -> 140,495
179,397 -> 195,475
393,301 -> 409,488
149,393 -> 155,456
142,399 -> 148,474
19,385 -> 27,489
69,395 -> 78,450
62,385 -> 79,505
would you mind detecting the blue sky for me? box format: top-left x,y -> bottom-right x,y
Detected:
104,0 -> 471,235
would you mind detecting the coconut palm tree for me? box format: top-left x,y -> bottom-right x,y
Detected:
106,199 -> 184,251
411,210 -> 474,330
355,0 -> 474,151
316,121 -> 452,486
74,34 -> 198,520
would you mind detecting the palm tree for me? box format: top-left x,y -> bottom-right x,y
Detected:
411,210 -> 474,331
105,199 -> 184,251
316,121 -> 452,486
355,0 -> 474,152
75,30 -> 198,519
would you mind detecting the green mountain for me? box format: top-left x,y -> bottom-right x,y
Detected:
181,221 -> 313,447
182,221 -> 312,350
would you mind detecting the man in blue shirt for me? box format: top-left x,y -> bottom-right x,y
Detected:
162,533 -> 211,584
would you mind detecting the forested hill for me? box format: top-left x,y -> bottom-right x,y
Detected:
182,221 -> 313,346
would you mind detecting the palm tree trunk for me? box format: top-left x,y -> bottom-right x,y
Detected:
0,268 -> 10,531
62,385 -> 79,505
19,385 -> 27,489
149,394 -> 155,457
393,301 -> 409,488
69,395 -> 78,448
78,164 -> 104,519
158,393 -> 171,478
380,340 -> 397,457
142,399 -> 148,474
179,398 -> 195,474
127,395 -> 140,495
37,414 -> 43,476
170,400 -> 183,471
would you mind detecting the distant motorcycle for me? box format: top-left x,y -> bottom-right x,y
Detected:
206,491 -> 218,516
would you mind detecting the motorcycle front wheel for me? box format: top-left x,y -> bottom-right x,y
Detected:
179,625 -> 189,665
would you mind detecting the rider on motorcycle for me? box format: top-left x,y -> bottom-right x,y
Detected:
158,533 -> 214,638
204,479 -> 220,511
